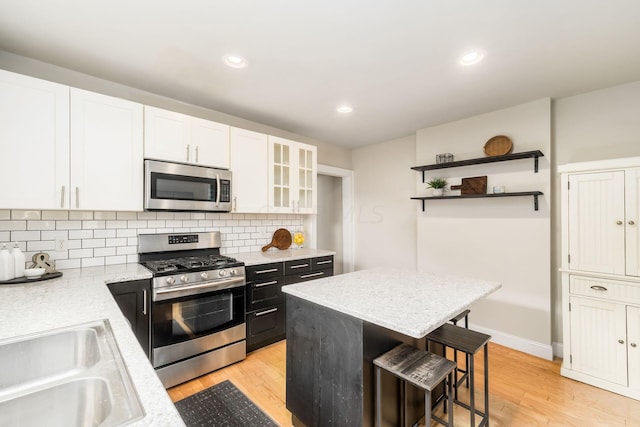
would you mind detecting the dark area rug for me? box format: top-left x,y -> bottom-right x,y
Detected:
174,380 -> 279,427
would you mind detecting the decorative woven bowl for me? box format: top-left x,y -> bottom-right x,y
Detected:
483,135 -> 513,156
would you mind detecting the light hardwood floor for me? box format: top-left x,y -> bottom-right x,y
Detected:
167,341 -> 640,426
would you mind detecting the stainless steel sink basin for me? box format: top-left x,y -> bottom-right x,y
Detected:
0,320 -> 144,427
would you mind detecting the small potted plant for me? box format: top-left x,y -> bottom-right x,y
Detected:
426,177 -> 447,197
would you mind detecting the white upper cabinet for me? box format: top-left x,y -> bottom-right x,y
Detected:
566,168 -> 640,277
144,106 -> 230,168
229,127 -> 268,213
70,88 -> 143,211
268,136 -> 317,214
0,69 -> 70,209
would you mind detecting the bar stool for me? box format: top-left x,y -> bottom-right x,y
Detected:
373,343 -> 456,427
427,323 -> 491,427
449,309 -> 471,392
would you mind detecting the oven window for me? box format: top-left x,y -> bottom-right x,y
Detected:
153,286 -> 245,348
151,172 -> 216,202
172,293 -> 232,337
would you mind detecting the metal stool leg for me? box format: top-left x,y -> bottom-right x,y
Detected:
469,353 -> 475,427
447,370 -> 454,427
424,389 -> 431,427
484,343 -> 489,426
375,365 -> 382,427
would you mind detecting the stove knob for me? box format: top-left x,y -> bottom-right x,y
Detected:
219,269 -> 228,277
200,272 -> 209,280
180,275 -> 189,283
229,268 -> 237,276
166,277 -> 176,285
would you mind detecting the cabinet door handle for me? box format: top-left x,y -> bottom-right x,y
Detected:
195,145 -> 199,163
316,260 -> 332,265
142,289 -> 147,315
290,263 -> 309,269
75,187 -> 79,208
255,268 -> 278,274
254,280 -> 278,288
300,272 -> 325,279
616,220 -> 623,225
618,339 -> 625,344
60,185 -> 66,208
589,285 -> 608,292
631,343 -> 637,348
255,307 -> 278,317
186,144 -> 190,162
629,220 -> 636,226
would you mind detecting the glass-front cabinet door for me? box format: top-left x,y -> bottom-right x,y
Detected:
268,136 -> 317,214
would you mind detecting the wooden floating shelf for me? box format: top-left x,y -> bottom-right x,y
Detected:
411,150 -> 544,178
411,191 -> 544,211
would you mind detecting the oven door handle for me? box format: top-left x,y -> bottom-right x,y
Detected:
153,277 -> 245,301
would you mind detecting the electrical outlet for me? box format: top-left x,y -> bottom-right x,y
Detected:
56,239 -> 67,251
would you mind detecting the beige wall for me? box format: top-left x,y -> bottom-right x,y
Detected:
0,50 -> 351,170
352,135 -> 417,271
416,99 -> 552,358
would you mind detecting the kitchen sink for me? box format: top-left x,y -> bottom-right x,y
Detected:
0,320 -> 144,427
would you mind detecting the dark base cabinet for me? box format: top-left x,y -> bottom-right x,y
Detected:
246,255 -> 334,353
107,279 -> 151,358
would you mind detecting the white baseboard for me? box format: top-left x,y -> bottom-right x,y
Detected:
552,342 -> 563,359
469,323 -> 554,361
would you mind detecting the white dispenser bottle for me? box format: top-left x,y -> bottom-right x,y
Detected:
11,242 -> 25,278
0,244 -> 15,281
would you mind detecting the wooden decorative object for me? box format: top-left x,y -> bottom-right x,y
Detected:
262,228 -> 292,251
450,176 -> 487,195
483,135 -> 513,156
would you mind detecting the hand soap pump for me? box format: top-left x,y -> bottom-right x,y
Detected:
0,243 -> 15,281
11,242 -> 25,278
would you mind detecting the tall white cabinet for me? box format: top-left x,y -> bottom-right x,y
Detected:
560,157 -> 640,400
229,127 -> 268,213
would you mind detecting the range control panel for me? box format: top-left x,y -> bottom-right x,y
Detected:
168,234 -> 199,245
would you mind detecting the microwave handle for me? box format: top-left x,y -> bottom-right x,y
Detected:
216,174 -> 221,206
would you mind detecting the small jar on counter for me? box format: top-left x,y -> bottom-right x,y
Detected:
0,243 -> 15,281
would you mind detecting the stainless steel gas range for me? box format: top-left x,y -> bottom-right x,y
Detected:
138,232 -> 246,389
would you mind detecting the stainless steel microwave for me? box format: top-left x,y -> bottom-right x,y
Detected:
144,160 -> 232,212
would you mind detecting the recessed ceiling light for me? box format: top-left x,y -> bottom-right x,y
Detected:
336,105 -> 353,114
222,54 -> 248,69
459,49 -> 486,66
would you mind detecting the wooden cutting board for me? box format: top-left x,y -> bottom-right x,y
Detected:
262,228 -> 292,251
450,176 -> 487,195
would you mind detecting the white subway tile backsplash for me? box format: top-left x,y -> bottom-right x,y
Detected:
69,229 -> 93,240
42,211 -> 69,220
69,211 -> 93,220
82,257 -> 104,268
57,221 -> 82,230
12,231 -> 40,241
12,210 -> 41,220
0,210 -> 302,268
82,220 -> 105,230
93,211 -> 117,220
82,239 -> 105,249
117,212 -> 137,220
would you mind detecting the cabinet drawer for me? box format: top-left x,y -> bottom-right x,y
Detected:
285,267 -> 333,285
311,256 -> 334,271
246,262 -> 284,281
570,276 -> 640,304
246,277 -> 285,311
285,258 -> 312,275
246,303 -> 285,352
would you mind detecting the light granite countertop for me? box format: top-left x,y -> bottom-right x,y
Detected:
282,269 -> 502,339
235,248 -> 335,266
0,263 -> 185,427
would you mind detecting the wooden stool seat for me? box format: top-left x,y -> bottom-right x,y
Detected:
374,343 -> 456,427
427,324 -> 491,427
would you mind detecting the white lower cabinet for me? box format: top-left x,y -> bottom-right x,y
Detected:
562,274 -> 640,399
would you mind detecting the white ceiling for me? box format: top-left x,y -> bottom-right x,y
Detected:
1,1 -> 640,148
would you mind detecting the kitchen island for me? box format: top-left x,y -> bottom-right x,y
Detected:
0,264 -> 185,426
282,269 -> 501,427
